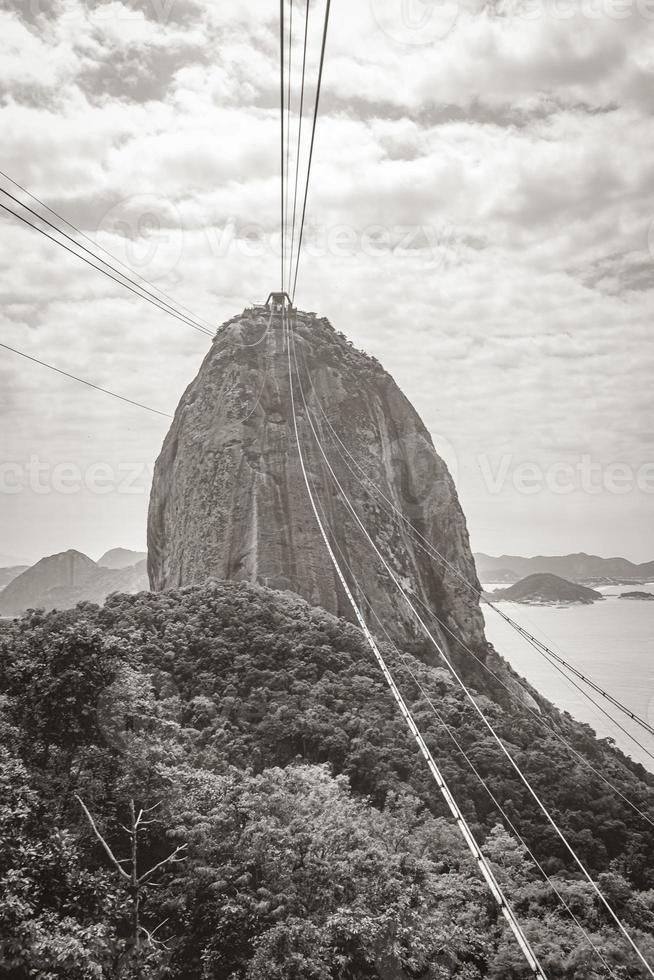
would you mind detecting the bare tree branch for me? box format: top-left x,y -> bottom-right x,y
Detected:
75,795 -> 131,882
76,794 -> 186,952
150,918 -> 169,937
138,843 -> 188,884
140,919 -> 172,950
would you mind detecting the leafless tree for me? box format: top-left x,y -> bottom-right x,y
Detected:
76,795 -> 187,954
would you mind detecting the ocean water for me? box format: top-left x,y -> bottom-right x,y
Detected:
481,585 -> 654,772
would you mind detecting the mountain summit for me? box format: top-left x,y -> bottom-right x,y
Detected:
0,549 -> 149,616
148,308 -> 483,652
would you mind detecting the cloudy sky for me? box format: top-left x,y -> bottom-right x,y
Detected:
1,0 -> 653,565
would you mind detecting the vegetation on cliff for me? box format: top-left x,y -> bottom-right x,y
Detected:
1,581 -> 653,978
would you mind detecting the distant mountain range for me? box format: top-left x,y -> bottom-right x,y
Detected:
0,549 -> 149,617
475,552 -> 654,585
2,544 -> 650,616
97,548 -> 147,569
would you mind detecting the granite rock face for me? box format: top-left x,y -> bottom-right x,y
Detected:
147,308 -> 490,662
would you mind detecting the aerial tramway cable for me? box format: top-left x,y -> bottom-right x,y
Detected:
288,0 -> 311,290
312,505 -> 619,978
298,366 -> 654,751
0,202 -> 212,338
290,0 -> 331,302
0,169 -> 215,335
283,309 -> 549,980
283,0 -> 295,291
279,9 -> 651,972
398,577 -> 654,828
291,338 -> 654,827
491,604 -> 654,741
0,190 -> 212,338
0,342 -> 172,418
288,325 -> 654,978
280,0 -> 287,291
517,635 -> 654,764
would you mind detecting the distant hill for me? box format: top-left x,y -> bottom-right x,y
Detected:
0,550 -> 96,615
97,547 -> 147,569
476,552 -> 654,584
80,560 -> 149,605
0,566 -> 29,591
0,552 -> 31,568
620,591 -> 654,601
492,573 -> 603,605
0,550 -> 149,616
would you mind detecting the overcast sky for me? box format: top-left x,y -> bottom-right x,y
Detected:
0,0 -> 653,565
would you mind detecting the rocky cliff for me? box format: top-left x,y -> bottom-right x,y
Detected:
148,308 -> 488,662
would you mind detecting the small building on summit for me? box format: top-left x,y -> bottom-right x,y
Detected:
265,291 -> 295,313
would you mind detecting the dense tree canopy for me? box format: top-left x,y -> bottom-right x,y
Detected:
0,581 -> 653,978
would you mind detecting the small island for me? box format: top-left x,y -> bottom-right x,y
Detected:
492,572 -> 604,605
619,591 -> 654,601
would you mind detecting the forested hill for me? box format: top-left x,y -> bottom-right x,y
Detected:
1,581 -> 654,978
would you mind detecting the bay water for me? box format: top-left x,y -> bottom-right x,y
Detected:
482,584 -> 654,771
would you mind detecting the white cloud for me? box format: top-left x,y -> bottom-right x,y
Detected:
0,0 -> 653,561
